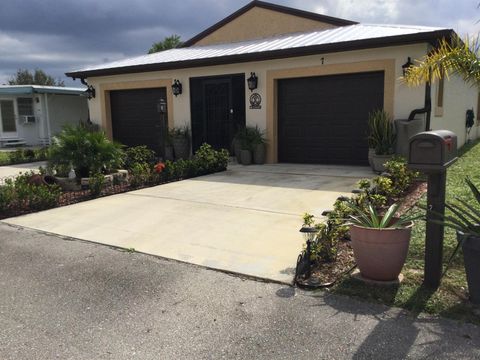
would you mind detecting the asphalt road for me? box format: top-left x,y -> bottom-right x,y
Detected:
1,223 -> 479,360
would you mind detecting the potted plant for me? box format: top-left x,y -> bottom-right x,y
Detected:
170,126 -> 190,160
164,132 -> 174,161
368,110 -> 396,173
427,177 -> 480,304
234,127 -> 256,165
251,126 -> 267,165
348,202 -> 421,281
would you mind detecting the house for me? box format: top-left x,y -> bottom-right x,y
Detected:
66,0 -> 478,165
0,85 -> 89,147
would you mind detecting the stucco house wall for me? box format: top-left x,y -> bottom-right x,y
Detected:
86,43 -> 459,161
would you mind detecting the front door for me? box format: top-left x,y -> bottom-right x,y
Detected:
190,74 -> 245,152
0,100 -> 17,137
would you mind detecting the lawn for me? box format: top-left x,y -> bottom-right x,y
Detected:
0,148 -> 48,166
330,139 -> 480,324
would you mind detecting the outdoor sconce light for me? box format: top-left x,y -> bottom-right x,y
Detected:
84,85 -> 96,100
402,57 -> 414,76
157,98 -> 167,113
247,72 -> 258,92
172,79 -> 182,96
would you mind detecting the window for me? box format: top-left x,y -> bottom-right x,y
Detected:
0,100 -> 16,132
434,75 -> 444,117
17,97 -> 34,116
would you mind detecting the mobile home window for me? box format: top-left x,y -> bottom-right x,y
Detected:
17,97 -> 34,116
0,100 -> 17,132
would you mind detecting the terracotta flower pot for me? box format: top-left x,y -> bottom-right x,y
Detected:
371,153 -> 394,173
349,222 -> 413,281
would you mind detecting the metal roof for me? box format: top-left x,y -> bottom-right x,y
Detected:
0,85 -> 86,96
66,24 -> 452,78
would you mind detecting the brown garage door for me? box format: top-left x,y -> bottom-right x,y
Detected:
110,88 -> 167,155
278,71 -> 384,165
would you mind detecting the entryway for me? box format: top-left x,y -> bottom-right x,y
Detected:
190,74 -> 245,152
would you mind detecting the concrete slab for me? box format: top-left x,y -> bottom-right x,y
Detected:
3,164 -> 371,283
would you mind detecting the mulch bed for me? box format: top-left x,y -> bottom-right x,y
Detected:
296,180 -> 427,289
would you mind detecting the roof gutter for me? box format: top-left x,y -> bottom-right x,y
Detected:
66,29 -> 454,79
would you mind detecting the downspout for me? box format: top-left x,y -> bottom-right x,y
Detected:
407,80 -> 432,131
44,93 -> 52,144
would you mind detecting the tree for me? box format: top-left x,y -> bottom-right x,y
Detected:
148,34 -> 182,54
8,68 -> 65,87
403,36 -> 480,87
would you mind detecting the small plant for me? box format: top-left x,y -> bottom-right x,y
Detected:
124,146 -> 156,170
192,143 -> 229,174
129,163 -> 153,188
89,173 -> 105,197
347,203 -> 421,229
169,126 -> 190,139
11,172 -> 61,211
367,109 -> 396,155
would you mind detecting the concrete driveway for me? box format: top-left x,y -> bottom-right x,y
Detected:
3,164 -> 371,283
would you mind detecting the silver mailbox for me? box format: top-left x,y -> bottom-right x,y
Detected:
408,130 -> 457,171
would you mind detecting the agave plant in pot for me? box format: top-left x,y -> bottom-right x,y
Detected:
427,177 -> 480,304
348,202 -> 421,282
170,126 -> 190,160
367,110 -> 396,173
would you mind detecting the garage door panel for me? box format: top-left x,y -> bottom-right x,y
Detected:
278,71 -> 384,165
110,88 -> 167,156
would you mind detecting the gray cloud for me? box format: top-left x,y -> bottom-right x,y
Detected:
0,0 -> 478,86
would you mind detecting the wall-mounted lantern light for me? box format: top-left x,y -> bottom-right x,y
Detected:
247,72 -> 258,92
402,57 -> 414,77
172,79 -> 182,96
157,98 -> 166,113
84,85 -> 96,100
80,78 -> 96,99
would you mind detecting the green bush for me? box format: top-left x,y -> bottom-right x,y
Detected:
11,172 -> 61,211
124,146 -> 156,170
0,185 -> 15,213
48,125 -> 124,177
129,163 -> 153,188
89,173 -> 105,197
192,143 -> 229,174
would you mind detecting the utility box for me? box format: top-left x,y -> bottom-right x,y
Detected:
395,118 -> 425,158
409,130 -> 457,171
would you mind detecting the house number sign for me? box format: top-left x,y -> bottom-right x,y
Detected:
249,93 -> 262,109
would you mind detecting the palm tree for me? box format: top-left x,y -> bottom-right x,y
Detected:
403,35 -> 480,87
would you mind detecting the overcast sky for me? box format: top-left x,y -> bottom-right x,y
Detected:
0,0 -> 478,86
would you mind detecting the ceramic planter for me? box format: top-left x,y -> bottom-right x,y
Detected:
350,222 -> 413,281
371,153 -> 394,173
232,138 -> 242,163
253,143 -> 266,164
240,149 -> 252,165
164,145 -> 174,161
172,137 -> 190,160
457,231 -> 480,304
368,148 -> 375,168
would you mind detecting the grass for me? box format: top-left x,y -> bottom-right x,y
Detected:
330,139 -> 480,324
0,148 -> 48,166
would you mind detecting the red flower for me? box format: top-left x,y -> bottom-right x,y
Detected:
154,162 -> 166,173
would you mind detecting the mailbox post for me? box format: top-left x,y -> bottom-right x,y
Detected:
408,130 -> 458,289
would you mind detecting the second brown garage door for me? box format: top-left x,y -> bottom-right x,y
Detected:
278,71 -> 384,165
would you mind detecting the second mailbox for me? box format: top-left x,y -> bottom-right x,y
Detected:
408,130 -> 457,171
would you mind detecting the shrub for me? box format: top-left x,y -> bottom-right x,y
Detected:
89,173 -> 105,197
48,125 -> 124,177
129,163 -> 153,188
124,146 -> 156,170
367,109 -> 396,155
8,149 -> 25,163
193,143 -> 229,174
12,172 -> 61,211
0,184 -> 15,213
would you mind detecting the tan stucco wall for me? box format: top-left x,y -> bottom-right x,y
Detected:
193,7 -> 336,46
85,43 -> 477,163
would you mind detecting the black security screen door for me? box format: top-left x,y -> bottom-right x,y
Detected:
110,87 -> 167,156
278,71 -> 384,165
190,74 -> 245,152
